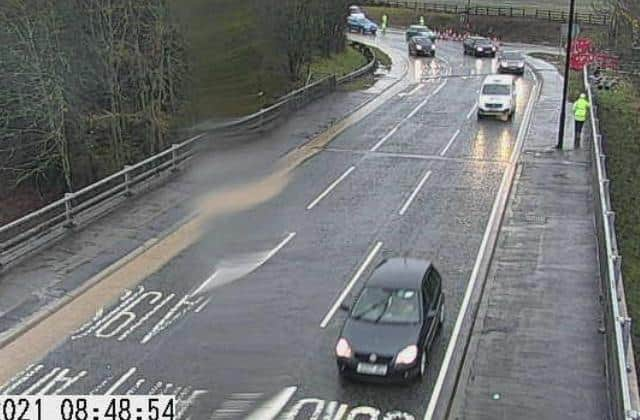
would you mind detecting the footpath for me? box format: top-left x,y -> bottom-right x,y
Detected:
448,58 -> 610,418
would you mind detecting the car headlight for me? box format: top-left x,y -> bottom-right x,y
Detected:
395,344 -> 418,365
500,61 -> 507,67
518,62 -> 525,67
336,338 -> 352,358
477,47 -> 483,51
492,46 -> 497,51
416,45 -> 423,50
431,45 -> 436,50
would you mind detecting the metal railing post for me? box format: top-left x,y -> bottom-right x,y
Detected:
612,253 -> 622,287
171,144 -> 179,172
124,165 -> 133,197
64,193 -> 75,227
621,317 -> 632,371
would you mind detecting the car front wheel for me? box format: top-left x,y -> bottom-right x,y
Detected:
419,351 -> 427,378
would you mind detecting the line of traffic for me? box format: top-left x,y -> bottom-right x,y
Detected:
423,68 -> 540,420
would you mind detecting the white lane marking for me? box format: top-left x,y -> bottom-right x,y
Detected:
192,232 -> 297,297
105,367 -> 137,395
370,80 -> 448,152
306,167 -> 355,210
466,103 -> 478,120
439,129 -> 461,157
245,386 -> 297,420
400,83 -> 424,97
399,170 -> 432,216
423,66 -> 540,420
320,242 -> 383,328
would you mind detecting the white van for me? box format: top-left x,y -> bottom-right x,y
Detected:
477,75 -> 517,120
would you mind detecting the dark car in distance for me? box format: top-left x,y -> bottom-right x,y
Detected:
347,15 -> 378,35
408,37 -> 436,57
406,25 -> 436,42
463,36 -> 497,57
498,51 -> 526,75
335,258 -> 445,382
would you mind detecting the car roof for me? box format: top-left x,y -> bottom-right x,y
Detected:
409,25 -> 429,30
483,75 -> 514,85
412,36 -> 433,42
366,258 -> 432,289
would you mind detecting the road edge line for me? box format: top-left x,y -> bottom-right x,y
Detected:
423,65 -> 542,420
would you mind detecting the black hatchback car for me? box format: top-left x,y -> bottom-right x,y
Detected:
408,37 -> 436,57
463,36 -> 497,57
335,258 -> 444,382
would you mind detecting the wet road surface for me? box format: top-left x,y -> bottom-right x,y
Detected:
1,35 -> 535,420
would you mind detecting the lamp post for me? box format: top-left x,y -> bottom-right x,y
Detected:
556,0 -> 577,149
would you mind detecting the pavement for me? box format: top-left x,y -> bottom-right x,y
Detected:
0,34 -> 609,420
448,57 -> 609,419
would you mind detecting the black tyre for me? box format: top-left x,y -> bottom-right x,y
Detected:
477,112 -> 484,120
418,351 -> 427,379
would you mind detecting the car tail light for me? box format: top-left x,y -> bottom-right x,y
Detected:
336,338 -> 352,358
395,345 -> 418,365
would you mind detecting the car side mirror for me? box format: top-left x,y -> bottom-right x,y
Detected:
340,303 -> 351,312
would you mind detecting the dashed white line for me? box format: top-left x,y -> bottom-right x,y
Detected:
399,83 -> 424,97
439,129 -> 461,157
320,241 -> 383,328
399,171 -> 432,216
105,367 -> 137,395
466,103 -> 478,119
371,80 -> 448,152
306,167 -> 355,210
245,386 -> 297,420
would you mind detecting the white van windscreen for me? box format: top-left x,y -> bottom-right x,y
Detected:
482,84 -> 510,95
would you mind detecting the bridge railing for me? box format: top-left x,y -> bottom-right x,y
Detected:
0,42 -> 377,270
585,66 -> 640,420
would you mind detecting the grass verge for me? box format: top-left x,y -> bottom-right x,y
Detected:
308,46 -> 369,82
596,82 -> 640,373
171,1 -> 375,122
340,46 -> 393,91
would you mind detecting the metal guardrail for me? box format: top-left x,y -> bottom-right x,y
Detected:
0,42 -> 377,270
364,0 -> 610,25
585,66 -> 640,420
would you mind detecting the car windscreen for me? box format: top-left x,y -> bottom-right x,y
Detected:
482,84 -> 510,95
414,37 -> 432,45
502,52 -> 523,60
351,287 -> 421,324
476,39 -> 493,45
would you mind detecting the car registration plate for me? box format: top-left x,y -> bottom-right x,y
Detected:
356,363 -> 388,376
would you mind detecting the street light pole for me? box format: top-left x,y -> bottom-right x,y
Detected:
557,0 -> 577,149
